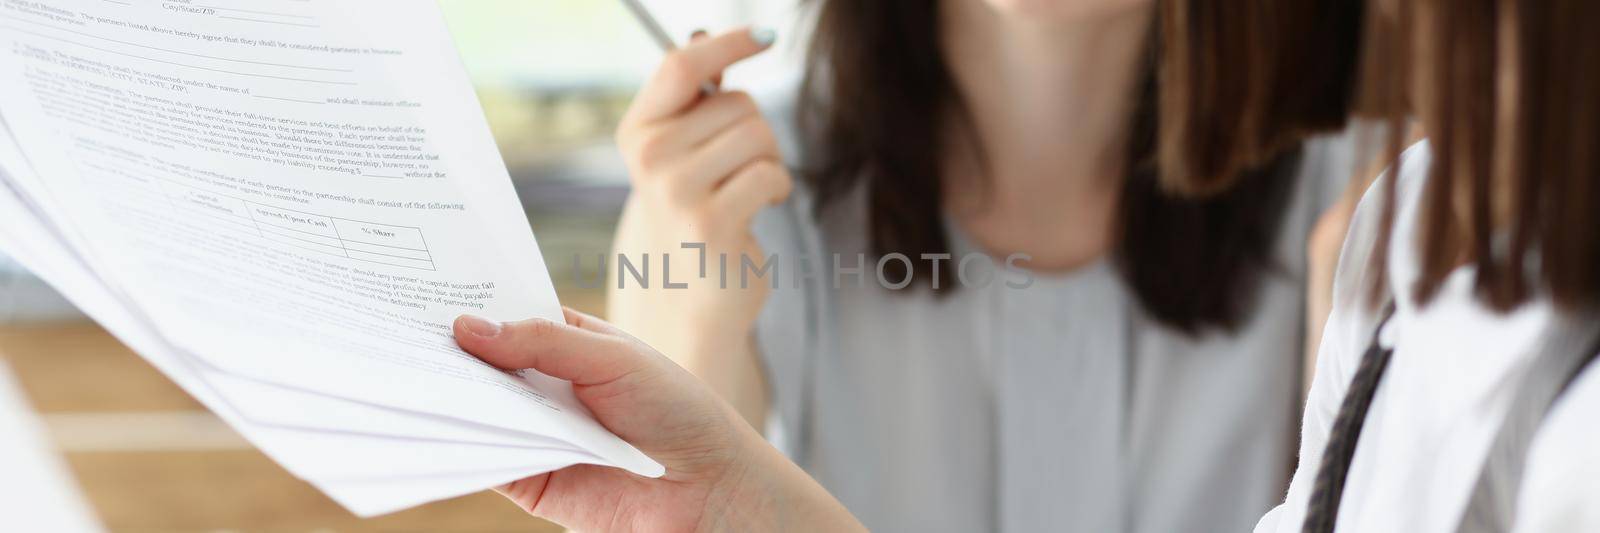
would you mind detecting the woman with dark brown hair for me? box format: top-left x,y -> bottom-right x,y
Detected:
1259,0 -> 1600,531
604,0 -> 1363,531
441,1 -> 1600,531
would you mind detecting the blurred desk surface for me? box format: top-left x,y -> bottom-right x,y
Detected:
0,302 -> 606,532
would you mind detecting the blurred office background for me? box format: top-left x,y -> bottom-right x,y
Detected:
0,0 -> 806,530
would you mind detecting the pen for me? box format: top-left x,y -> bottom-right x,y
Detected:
617,0 -> 719,95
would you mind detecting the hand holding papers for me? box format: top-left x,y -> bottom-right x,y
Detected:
0,0 -> 661,516
448,312 -> 870,533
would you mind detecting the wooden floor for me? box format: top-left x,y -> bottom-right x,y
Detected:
0,287 -> 609,531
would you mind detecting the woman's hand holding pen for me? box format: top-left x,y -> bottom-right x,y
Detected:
608,27 -> 789,426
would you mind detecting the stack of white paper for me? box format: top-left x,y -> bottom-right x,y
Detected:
0,0 -> 662,517
0,359 -> 104,533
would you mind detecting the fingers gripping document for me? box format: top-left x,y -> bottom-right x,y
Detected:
0,0 -> 663,516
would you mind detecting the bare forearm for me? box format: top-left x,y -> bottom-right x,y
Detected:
606,286 -> 770,429
703,427 -> 866,533
697,334 -> 769,429
665,330 -> 770,430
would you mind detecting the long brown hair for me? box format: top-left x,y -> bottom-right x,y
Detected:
796,0 -> 1362,333
1362,0 -> 1600,311
1157,0 -> 1368,195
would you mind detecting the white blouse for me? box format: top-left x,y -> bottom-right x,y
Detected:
1256,140 -> 1600,532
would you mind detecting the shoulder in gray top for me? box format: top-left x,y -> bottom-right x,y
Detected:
747,83 -> 1361,533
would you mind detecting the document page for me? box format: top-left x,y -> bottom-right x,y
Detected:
0,360 -> 103,533
0,159 -> 606,514
0,0 -> 662,511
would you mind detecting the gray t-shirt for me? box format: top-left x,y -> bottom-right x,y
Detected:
750,89 -> 1355,533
